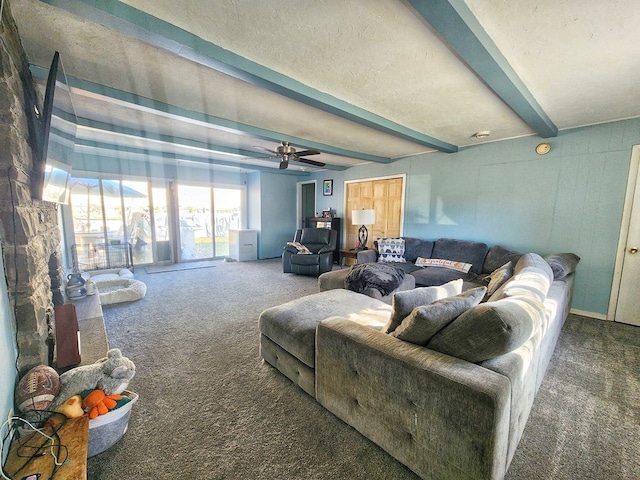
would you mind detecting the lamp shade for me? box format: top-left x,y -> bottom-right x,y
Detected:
352,209 -> 375,226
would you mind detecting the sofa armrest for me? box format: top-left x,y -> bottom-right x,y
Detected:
316,317 -> 511,480
356,249 -> 377,263
317,245 -> 334,254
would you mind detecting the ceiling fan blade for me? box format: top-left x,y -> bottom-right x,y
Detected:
254,146 -> 278,155
296,157 -> 326,167
295,149 -> 321,157
279,158 -> 289,169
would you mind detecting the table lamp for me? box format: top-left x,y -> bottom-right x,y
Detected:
351,209 -> 376,250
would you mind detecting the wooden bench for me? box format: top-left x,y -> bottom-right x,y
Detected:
3,414 -> 89,480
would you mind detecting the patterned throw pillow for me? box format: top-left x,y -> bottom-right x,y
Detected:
377,238 -> 406,263
286,241 -> 312,254
414,257 -> 472,273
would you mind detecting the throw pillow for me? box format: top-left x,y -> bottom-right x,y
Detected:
484,261 -> 513,297
286,241 -> 312,254
426,296 -> 540,363
377,237 -> 406,263
391,287 -> 486,345
414,257 -> 472,273
383,279 -> 463,334
544,253 -> 580,279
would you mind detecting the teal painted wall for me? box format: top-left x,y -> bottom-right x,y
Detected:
69,116 -> 640,316
258,172 -> 298,258
1,241 -> 18,462
305,119 -> 640,316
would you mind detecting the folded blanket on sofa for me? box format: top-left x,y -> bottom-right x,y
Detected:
344,263 -> 406,296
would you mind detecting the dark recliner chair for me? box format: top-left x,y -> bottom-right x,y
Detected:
282,228 -> 338,276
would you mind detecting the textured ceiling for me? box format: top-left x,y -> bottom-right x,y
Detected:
10,0 -> 640,175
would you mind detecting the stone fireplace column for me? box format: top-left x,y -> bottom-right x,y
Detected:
1,1 -> 67,375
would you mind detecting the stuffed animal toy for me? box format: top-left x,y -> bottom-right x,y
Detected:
49,348 -> 135,411
82,389 -> 122,419
54,395 -> 84,419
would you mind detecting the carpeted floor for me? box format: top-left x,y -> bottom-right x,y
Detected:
145,260 -> 218,273
87,258 -> 640,479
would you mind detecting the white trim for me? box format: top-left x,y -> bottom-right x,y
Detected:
608,144 -> 640,321
343,174 -> 407,248
570,308 -> 609,321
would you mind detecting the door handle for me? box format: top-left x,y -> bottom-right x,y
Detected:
629,247 -> 638,254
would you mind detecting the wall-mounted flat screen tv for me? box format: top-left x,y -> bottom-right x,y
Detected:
31,51 -> 77,204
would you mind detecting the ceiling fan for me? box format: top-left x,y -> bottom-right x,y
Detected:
255,141 -> 325,170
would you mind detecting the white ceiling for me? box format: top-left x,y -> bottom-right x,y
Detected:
11,0 -> 640,175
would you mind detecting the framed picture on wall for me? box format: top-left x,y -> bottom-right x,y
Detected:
323,179 -> 333,196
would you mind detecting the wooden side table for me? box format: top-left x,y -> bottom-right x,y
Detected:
338,248 -> 359,266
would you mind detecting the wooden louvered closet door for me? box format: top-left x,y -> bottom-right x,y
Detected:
345,177 -> 403,250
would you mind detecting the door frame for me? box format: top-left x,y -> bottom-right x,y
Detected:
173,181 -> 248,263
343,174 -> 407,249
297,180 -> 317,229
608,144 -> 640,321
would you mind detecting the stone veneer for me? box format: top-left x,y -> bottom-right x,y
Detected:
1,1 -> 67,374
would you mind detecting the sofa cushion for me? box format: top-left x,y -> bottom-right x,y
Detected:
411,267 -> 478,287
391,287 -> 486,345
426,295 -> 540,362
489,253 -> 553,302
432,238 -> 489,275
389,262 -> 421,275
514,252 -> 554,281
544,253 -> 580,279
259,289 -> 391,368
482,245 -> 523,274
403,238 -> 434,263
377,238 -> 406,263
383,279 -> 463,334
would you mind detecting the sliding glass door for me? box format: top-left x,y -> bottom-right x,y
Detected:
67,177 -> 243,267
213,188 -> 241,257
69,178 -> 153,268
177,185 -> 213,260
177,185 -> 242,261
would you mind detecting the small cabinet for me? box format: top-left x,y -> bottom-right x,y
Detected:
306,217 -> 341,263
229,229 -> 258,261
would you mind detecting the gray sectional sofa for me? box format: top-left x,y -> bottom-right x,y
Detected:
356,237 -> 524,289
259,239 -> 579,479
319,238 -> 529,304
